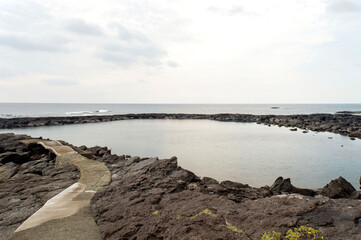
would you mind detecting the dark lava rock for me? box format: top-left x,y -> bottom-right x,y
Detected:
1,113 -> 361,140
320,176 -> 357,199
270,177 -> 316,197
0,151 -> 31,165
0,133 -> 79,240
91,155 -> 361,239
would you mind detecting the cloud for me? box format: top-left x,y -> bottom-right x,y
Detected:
63,18 -> 103,36
0,67 -> 18,79
229,6 -> 246,16
356,58 -> 361,66
42,79 -> 78,86
114,24 -> 148,42
0,33 -> 68,52
96,41 -> 165,67
0,0 -> 52,31
137,78 -> 148,83
0,1 -> 69,53
95,24 -> 166,67
327,0 -> 361,14
166,60 -> 179,68
207,5 -> 254,16
207,6 -> 223,15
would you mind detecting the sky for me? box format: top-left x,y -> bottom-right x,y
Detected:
0,0 -> 360,103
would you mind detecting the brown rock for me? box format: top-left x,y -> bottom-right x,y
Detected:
320,176 -> 356,199
0,134 -> 79,239
91,156 -> 361,240
270,177 -> 316,197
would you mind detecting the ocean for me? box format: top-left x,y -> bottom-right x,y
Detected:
1,103 -> 361,118
0,103 -> 360,189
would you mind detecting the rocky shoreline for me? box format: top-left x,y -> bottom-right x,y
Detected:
1,113 -> 361,140
0,134 -> 79,240
2,134 -> 360,239
74,139 -> 361,239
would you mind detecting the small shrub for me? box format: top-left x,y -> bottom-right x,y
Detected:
262,231 -> 282,240
261,226 -> 324,240
286,226 -> 324,240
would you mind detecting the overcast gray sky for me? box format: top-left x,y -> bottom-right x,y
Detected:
0,0 -> 360,103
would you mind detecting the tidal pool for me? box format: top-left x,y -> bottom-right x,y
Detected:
1,119 -> 360,189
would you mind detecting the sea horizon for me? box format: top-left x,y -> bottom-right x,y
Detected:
1,102 -> 361,118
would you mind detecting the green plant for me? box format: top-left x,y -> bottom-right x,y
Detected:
285,226 -> 324,240
222,224 -> 243,234
190,209 -> 219,219
261,231 -> 282,240
261,226 -> 324,240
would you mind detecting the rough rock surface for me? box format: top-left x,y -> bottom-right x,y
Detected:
89,148 -> 361,240
320,176 -> 357,199
1,113 -> 361,140
2,134 -> 360,239
0,134 -> 79,240
270,176 -> 316,197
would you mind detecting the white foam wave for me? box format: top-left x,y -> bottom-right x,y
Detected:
65,110 -> 111,116
96,109 -> 110,113
65,111 -> 93,115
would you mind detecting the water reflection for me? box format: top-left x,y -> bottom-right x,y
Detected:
1,119 -> 360,189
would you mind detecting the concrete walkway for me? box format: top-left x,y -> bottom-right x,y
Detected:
10,139 -> 111,240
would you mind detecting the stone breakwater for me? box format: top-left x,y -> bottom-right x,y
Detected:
1,113 -> 361,139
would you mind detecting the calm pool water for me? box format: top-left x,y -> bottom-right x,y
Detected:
1,119 -> 360,189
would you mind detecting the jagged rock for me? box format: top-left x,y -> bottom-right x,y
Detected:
0,134 -> 79,239
270,177 -> 316,196
2,133 -> 360,239
0,152 -> 30,165
320,176 -> 356,199
201,177 -> 219,185
91,156 -> 361,240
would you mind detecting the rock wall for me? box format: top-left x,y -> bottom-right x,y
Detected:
1,113 -> 361,139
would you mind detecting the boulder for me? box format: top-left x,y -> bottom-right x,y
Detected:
320,176 -> 356,199
270,177 -> 315,197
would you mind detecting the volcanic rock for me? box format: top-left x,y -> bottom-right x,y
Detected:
91,154 -> 361,239
270,177 -> 316,197
320,176 -> 357,199
0,134 -> 79,239
1,113 -> 361,140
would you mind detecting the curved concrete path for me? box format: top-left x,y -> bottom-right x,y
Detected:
10,139 -> 111,240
